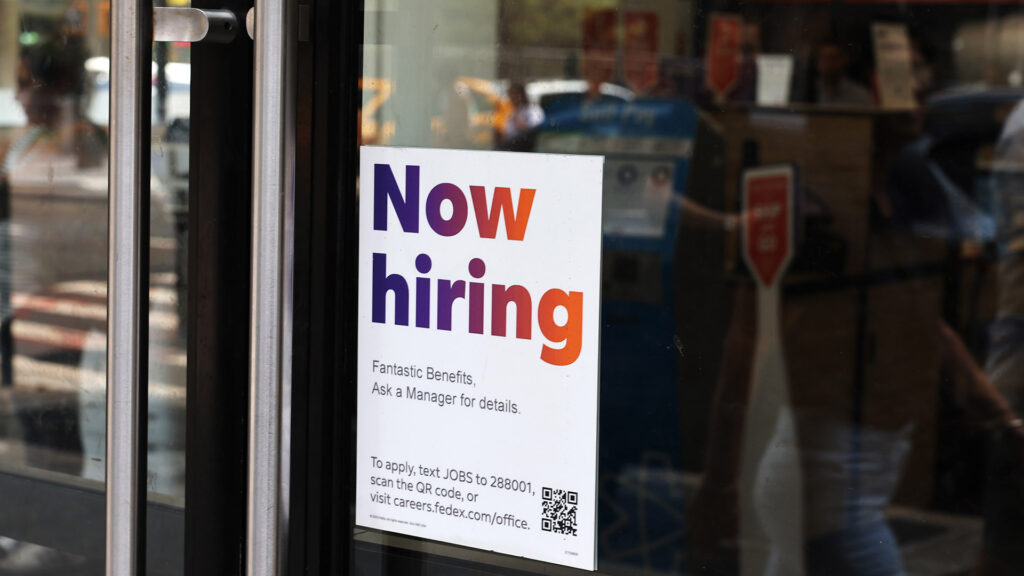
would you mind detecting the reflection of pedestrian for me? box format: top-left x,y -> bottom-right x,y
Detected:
975,100 -> 1024,576
0,35 -> 104,474
884,98 -> 1024,576
645,59 -> 681,99
499,83 -> 544,152
0,32 -> 105,574
688,281 -> 911,576
812,42 -> 873,106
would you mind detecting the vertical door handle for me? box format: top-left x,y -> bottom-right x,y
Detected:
108,1 -> 150,575
248,2 -> 294,575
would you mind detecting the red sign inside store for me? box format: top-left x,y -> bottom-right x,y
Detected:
706,14 -> 742,100
624,12 -> 659,93
742,167 -> 794,286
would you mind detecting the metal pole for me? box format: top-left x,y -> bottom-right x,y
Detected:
249,0 -> 289,574
108,0 -> 150,573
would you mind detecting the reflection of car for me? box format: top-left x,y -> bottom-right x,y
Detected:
491,79 -> 636,135
450,76 -> 512,146
359,77 -> 393,145
524,79 -> 635,111
83,56 -> 191,127
357,76 -> 636,147
359,76 -> 509,148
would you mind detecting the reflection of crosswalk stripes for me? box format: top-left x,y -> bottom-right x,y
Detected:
11,320 -> 185,364
43,276 -> 181,307
4,274 -> 186,391
13,356 -> 185,402
11,293 -> 179,328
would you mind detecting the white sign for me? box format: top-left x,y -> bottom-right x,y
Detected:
755,54 -> 794,107
872,23 -> 917,110
356,146 -> 603,570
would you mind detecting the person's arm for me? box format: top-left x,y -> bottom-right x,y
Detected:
680,196 -> 739,232
940,322 -> 1020,427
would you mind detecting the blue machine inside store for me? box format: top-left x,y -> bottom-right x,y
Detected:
535,98 -> 726,573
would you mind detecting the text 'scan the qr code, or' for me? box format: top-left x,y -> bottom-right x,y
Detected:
541,487 -> 579,536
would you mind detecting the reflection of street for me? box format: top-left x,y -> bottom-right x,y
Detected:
0,271 -> 186,495
0,176 -> 186,497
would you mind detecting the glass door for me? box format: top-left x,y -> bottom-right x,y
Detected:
0,1 -> 261,575
0,1 -> 189,573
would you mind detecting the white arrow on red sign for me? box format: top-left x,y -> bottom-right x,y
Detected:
741,165 -> 795,287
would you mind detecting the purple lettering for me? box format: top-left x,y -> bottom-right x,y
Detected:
437,279 -> 466,331
415,254 -> 432,328
468,258 -> 486,334
371,253 -> 409,326
374,164 -> 419,232
425,183 -> 468,237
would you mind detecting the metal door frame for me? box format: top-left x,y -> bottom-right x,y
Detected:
287,0 -> 362,574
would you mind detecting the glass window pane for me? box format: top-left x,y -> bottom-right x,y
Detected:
0,1 -> 108,572
353,1 -> 1024,575
147,6 -> 189,576
148,9 -> 189,505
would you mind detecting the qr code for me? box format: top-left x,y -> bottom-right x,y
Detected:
541,487 -> 578,536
